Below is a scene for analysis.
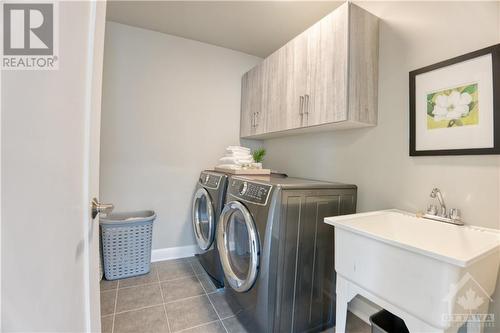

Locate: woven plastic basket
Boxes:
[100,211,156,280]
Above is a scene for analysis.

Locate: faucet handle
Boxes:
[427,204,437,215]
[449,208,461,220]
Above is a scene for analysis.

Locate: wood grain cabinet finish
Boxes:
[240,65,264,137]
[240,3,379,139]
[262,47,290,133]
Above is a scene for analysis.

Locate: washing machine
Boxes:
[216,175,357,332]
[192,170,228,288]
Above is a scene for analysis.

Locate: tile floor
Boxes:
[100,257,370,333]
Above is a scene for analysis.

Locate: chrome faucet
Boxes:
[424,188,464,226]
[430,188,447,217]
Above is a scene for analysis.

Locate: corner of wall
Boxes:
[497,1,500,42]
[498,2,500,42]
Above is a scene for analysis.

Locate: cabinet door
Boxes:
[284,33,309,130]
[286,21,322,129]
[263,47,290,134]
[301,21,321,127]
[308,5,349,126]
[240,65,263,137]
[240,72,253,137]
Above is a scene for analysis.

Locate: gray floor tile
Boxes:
[161,276,205,302]
[222,316,249,333]
[157,261,195,281]
[198,273,217,293]
[101,315,113,333]
[114,305,169,333]
[190,259,205,275]
[119,266,159,288]
[100,279,118,291]
[100,290,117,316]
[116,283,163,313]
[185,256,197,263]
[181,320,226,333]
[165,295,219,332]
[208,290,242,319]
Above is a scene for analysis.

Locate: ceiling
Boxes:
[106,1,343,58]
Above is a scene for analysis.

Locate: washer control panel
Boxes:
[199,172,221,189]
[230,179,272,205]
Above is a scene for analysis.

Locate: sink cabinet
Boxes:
[325,210,500,333]
[240,3,379,139]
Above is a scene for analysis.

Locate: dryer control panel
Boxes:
[199,172,221,189]
[229,179,272,205]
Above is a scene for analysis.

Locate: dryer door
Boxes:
[192,188,215,251]
[217,201,259,292]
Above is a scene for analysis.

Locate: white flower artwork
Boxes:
[432,90,472,121]
[411,47,497,155]
[426,83,478,129]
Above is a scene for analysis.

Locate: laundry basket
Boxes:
[100,210,156,280]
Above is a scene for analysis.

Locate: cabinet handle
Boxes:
[299,96,304,116]
[255,112,259,127]
[304,94,310,114]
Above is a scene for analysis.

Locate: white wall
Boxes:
[100,22,260,250]
[260,1,500,329]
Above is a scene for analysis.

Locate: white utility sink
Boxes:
[325,210,500,333]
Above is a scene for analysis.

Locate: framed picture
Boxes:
[409,44,500,156]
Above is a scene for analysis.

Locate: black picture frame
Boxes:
[409,44,500,156]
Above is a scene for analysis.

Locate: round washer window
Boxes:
[192,188,215,250]
[226,209,251,280]
[217,201,259,292]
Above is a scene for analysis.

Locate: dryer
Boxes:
[192,170,228,288]
[216,175,357,332]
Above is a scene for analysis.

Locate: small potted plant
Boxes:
[251,148,266,169]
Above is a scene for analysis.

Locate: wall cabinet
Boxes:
[240,3,379,139]
[240,66,264,137]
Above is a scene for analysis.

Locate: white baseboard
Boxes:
[151,245,201,262]
[348,295,382,324]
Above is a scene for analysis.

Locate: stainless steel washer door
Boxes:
[217,201,259,292]
[192,188,215,251]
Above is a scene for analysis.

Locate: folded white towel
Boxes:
[226,147,250,155]
[219,156,253,165]
[227,145,250,152]
[219,156,237,163]
[216,164,241,170]
[225,151,252,158]
[215,146,253,169]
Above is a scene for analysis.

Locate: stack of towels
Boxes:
[217,146,254,169]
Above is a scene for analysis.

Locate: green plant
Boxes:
[252,148,266,163]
